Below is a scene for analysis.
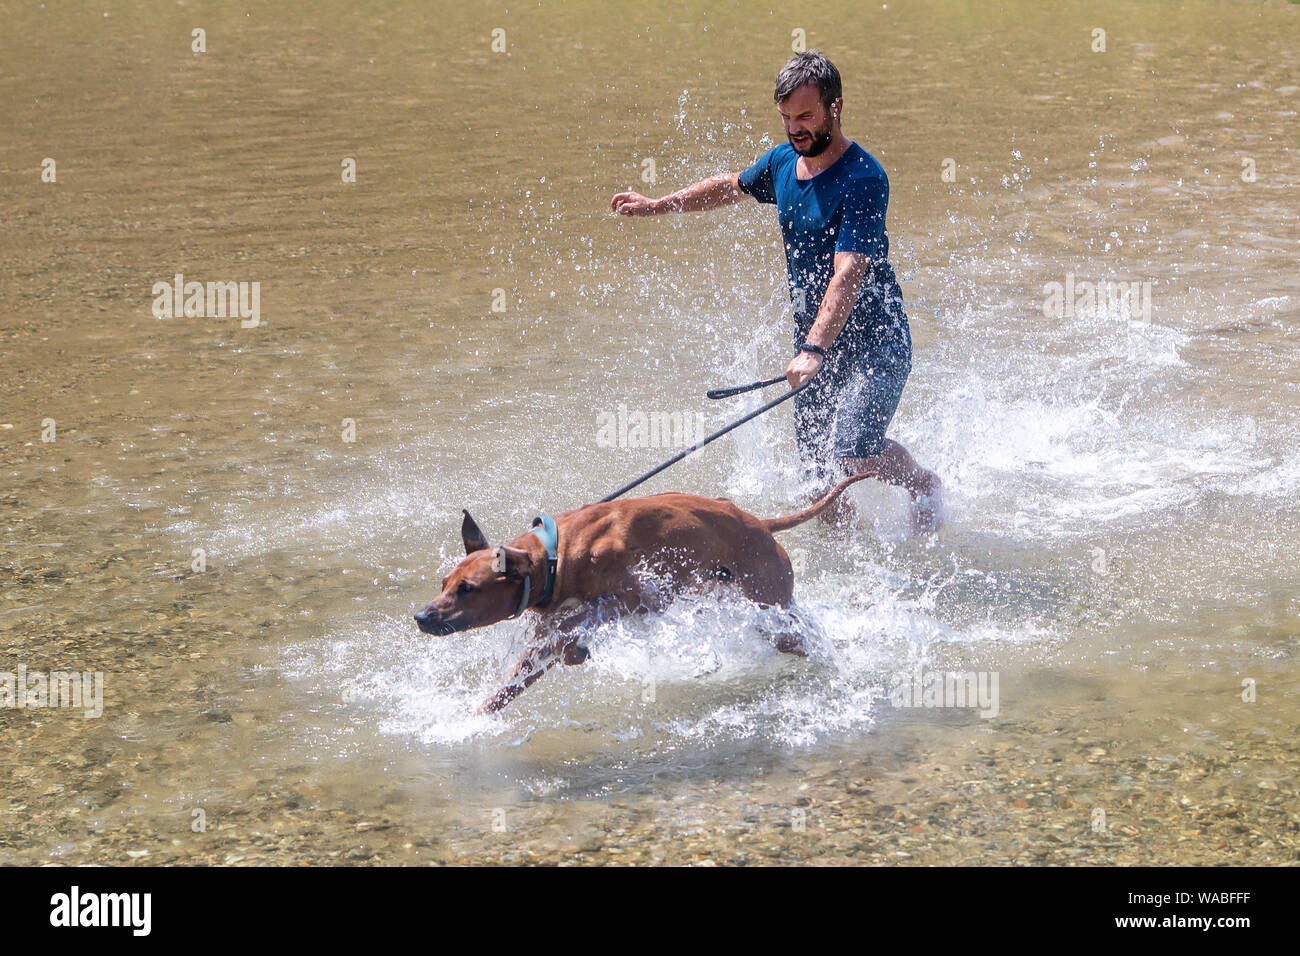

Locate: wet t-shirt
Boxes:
[738,141,909,365]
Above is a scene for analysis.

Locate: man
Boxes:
[610,50,942,533]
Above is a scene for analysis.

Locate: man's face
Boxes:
[778,83,840,157]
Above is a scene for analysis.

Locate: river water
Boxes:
[1,0,1297,864]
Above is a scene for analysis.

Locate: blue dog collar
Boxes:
[529,514,559,607]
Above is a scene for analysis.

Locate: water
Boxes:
[1,0,1297,864]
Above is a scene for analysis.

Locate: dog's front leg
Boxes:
[477,643,558,713]
[476,598,615,714]
[551,595,623,664]
[477,633,584,714]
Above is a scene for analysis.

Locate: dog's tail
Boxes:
[762,472,875,533]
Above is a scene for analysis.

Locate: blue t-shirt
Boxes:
[738,141,909,364]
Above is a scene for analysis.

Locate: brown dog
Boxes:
[415,472,874,713]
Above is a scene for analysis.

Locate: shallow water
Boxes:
[1,0,1297,865]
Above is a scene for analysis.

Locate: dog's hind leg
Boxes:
[756,602,818,658]
[767,628,807,656]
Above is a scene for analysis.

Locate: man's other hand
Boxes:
[786,350,824,389]
[610,191,661,215]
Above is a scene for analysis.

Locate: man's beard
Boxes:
[789,120,834,156]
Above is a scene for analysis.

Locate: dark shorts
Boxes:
[793,347,910,484]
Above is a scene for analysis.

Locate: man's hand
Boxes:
[786,349,824,389]
[610,191,662,216]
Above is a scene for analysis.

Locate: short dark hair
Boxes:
[773,50,842,110]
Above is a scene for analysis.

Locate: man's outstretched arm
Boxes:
[610,172,748,215]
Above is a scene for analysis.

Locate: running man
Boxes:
[610,50,942,533]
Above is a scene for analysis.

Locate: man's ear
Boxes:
[492,545,533,579]
[461,509,490,554]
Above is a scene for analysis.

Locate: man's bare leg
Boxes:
[815,439,943,533]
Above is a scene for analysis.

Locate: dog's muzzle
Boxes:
[414,610,458,636]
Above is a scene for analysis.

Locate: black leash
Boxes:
[599,374,811,503]
[705,374,786,400]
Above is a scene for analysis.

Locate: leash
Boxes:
[705,374,786,400]
[599,374,813,503]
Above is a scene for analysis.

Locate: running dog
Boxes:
[414,473,873,713]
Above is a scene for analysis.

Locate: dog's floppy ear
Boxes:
[461,509,490,554]
[492,545,532,578]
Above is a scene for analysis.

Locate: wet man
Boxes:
[610,50,942,533]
